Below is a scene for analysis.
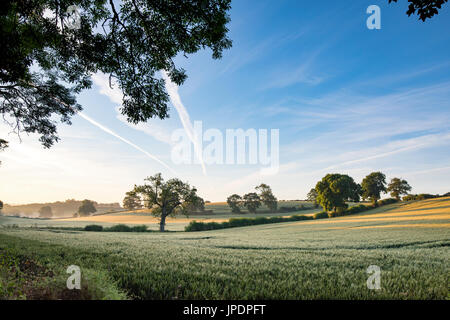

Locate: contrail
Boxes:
[78,112,177,176]
[21,80,177,175]
[162,71,207,175]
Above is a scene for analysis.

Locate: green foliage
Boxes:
[361,172,387,206]
[83,224,148,232]
[227,194,243,213]
[345,204,370,215]
[313,211,328,219]
[185,214,313,231]
[105,224,148,233]
[38,206,53,218]
[0,0,232,148]
[78,199,97,216]
[328,206,347,218]
[388,0,448,21]
[133,173,202,232]
[0,245,126,300]
[255,184,278,212]
[307,188,319,208]
[122,191,142,211]
[403,194,439,201]
[278,206,298,213]
[315,173,360,212]
[387,178,412,200]
[242,192,261,213]
[84,225,103,232]
[378,198,398,206]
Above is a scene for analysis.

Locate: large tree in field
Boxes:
[388,0,448,21]
[243,192,261,214]
[39,205,53,218]
[78,199,97,216]
[255,183,277,212]
[361,172,387,206]
[0,200,3,215]
[133,173,203,232]
[122,190,142,211]
[315,174,361,213]
[0,0,232,148]
[227,194,243,213]
[387,178,412,200]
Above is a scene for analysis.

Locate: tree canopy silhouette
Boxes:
[0,0,232,147]
[388,0,448,21]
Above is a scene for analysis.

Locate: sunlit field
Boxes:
[1,197,448,299]
[0,201,321,231]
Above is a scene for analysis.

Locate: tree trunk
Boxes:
[160,215,167,232]
[160,208,167,232]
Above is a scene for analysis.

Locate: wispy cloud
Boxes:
[115,109,174,146]
[77,112,177,175]
[322,132,450,171]
[261,48,326,89]
[162,71,207,175]
[220,30,306,75]
[91,72,174,146]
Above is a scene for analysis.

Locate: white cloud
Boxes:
[77,111,177,175]
[92,72,175,146]
[162,71,207,175]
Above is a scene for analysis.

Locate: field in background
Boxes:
[0,201,321,231]
[1,197,449,299]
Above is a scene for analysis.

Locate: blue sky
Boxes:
[1,0,450,204]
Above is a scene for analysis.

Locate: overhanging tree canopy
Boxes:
[388,0,448,21]
[0,0,232,147]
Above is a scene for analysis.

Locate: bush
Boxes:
[185,214,313,232]
[84,225,103,232]
[328,207,347,218]
[106,224,132,232]
[130,225,148,232]
[104,224,148,232]
[290,215,311,221]
[346,204,370,215]
[417,194,438,200]
[278,206,297,213]
[403,194,438,201]
[313,211,328,219]
[378,198,398,206]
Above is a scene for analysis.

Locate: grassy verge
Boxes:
[0,246,127,300]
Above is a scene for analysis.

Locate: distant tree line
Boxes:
[2,199,121,217]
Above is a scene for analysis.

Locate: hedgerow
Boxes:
[185,214,313,231]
